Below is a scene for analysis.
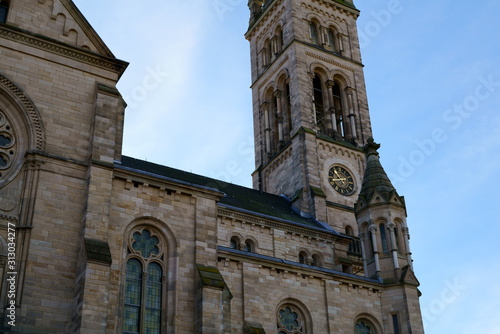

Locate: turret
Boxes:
[355,138,414,283]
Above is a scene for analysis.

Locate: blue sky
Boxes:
[73,1,500,332]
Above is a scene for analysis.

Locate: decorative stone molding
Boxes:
[0,26,127,75]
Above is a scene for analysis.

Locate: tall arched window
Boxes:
[379,224,389,254]
[230,236,240,249]
[311,253,322,267]
[123,228,165,334]
[309,21,319,45]
[277,305,306,334]
[0,1,9,24]
[263,38,272,67]
[298,251,308,264]
[312,74,326,133]
[285,82,292,138]
[326,28,336,51]
[274,26,284,55]
[331,81,345,138]
[243,239,255,252]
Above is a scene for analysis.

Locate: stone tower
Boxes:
[246,0,372,230]
[246,0,424,332]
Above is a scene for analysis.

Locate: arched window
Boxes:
[309,21,319,45]
[326,28,336,51]
[298,251,308,265]
[277,305,306,334]
[263,38,272,67]
[355,319,377,334]
[0,1,9,24]
[366,228,374,260]
[274,26,284,55]
[312,74,326,133]
[285,82,292,139]
[243,239,255,252]
[311,253,322,267]
[331,81,345,138]
[379,224,389,254]
[123,228,165,334]
[230,236,240,249]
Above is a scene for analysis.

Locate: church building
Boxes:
[0,0,424,333]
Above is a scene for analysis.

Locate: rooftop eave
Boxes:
[114,162,224,200]
[217,203,352,244]
[218,246,381,286]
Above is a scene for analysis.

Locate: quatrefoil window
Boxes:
[131,229,160,258]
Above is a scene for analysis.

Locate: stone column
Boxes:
[325,80,337,134]
[402,224,413,271]
[273,90,284,146]
[369,224,381,278]
[261,102,271,155]
[345,87,357,139]
[358,232,368,276]
[337,33,344,54]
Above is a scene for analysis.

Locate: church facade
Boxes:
[0,0,424,333]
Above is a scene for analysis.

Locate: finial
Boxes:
[363,137,381,156]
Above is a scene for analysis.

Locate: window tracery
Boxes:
[277,305,305,334]
[123,227,165,334]
[355,319,376,334]
[0,109,18,183]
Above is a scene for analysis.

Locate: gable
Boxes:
[8,0,114,57]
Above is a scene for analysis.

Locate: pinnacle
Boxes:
[358,138,398,203]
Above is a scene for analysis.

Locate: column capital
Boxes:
[344,86,356,95]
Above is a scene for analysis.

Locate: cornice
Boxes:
[305,49,360,72]
[218,246,381,289]
[218,206,349,244]
[0,25,128,77]
[306,0,359,18]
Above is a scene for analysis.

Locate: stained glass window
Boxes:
[277,305,305,334]
[380,224,389,254]
[0,1,8,24]
[355,320,375,334]
[132,230,159,258]
[123,228,164,334]
[145,263,162,334]
[123,259,142,334]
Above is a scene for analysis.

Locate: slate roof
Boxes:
[118,156,330,231]
[358,138,400,203]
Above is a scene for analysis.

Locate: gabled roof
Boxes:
[118,156,329,230]
[63,0,116,57]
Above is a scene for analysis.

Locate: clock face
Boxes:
[328,165,355,195]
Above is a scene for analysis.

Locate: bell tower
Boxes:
[246,0,372,230]
[246,1,425,332]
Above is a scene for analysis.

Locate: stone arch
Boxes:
[353,312,383,334]
[0,73,44,151]
[0,72,45,187]
[229,232,244,249]
[120,216,179,333]
[331,70,353,87]
[243,235,259,252]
